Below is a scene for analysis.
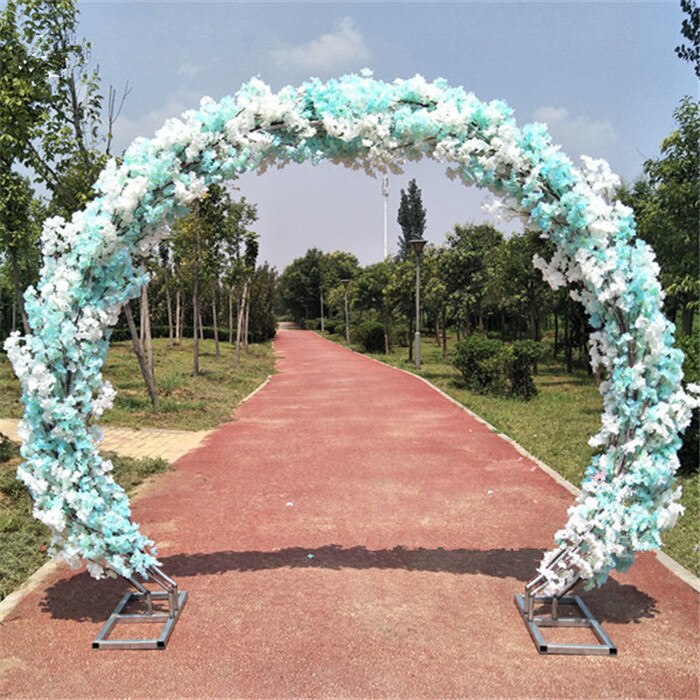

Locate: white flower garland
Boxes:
[5,74,697,592]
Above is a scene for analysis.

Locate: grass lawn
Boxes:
[0,337,276,431]
[0,437,170,601]
[324,330,699,577]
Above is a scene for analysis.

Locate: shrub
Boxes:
[453,335,542,399]
[453,335,507,394]
[507,340,544,399]
[304,319,319,331]
[356,320,386,353]
[323,319,338,334]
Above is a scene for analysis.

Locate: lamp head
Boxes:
[408,237,427,256]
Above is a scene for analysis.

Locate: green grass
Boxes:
[0,337,276,431]
[0,441,170,601]
[325,330,699,577]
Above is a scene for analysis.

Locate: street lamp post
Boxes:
[408,238,427,369]
[340,278,351,344]
[381,176,390,259]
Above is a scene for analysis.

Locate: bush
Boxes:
[453,335,541,399]
[323,319,338,335]
[677,334,699,474]
[108,323,275,344]
[392,321,409,347]
[304,319,319,331]
[453,335,507,394]
[356,320,386,353]
[507,340,544,399]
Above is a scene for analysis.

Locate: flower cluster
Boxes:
[5,73,696,591]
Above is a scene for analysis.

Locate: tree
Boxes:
[621,98,699,335]
[384,258,417,361]
[0,0,128,333]
[235,230,259,364]
[278,248,359,325]
[442,223,503,335]
[396,178,426,260]
[491,229,553,344]
[246,263,278,343]
[676,0,700,78]
[353,261,393,352]
[0,173,38,333]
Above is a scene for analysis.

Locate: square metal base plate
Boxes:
[93,590,188,650]
[514,593,616,656]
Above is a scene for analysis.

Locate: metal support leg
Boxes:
[92,567,188,650]
[515,569,616,656]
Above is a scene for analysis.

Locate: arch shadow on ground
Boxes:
[39,545,658,625]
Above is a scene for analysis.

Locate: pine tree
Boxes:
[396,179,426,260]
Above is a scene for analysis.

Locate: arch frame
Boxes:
[5,73,696,596]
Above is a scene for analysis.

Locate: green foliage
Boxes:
[453,335,542,399]
[323,319,338,334]
[355,320,386,353]
[454,335,508,394]
[442,223,503,333]
[675,0,700,78]
[506,340,544,399]
[396,178,426,260]
[247,263,278,342]
[621,98,700,333]
[278,248,359,324]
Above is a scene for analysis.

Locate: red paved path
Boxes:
[1,330,698,698]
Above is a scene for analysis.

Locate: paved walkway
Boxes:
[0,330,698,698]
[0,419,211,464]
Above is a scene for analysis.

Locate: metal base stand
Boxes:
[93,567,187,650]
[515,579,616,655]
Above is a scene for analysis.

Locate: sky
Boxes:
[76,1,697,271]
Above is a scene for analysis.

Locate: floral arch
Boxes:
[5,74,696,599]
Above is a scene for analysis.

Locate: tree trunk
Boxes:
[124,302,158,408]
[235,281,249,366]
[141,286,154,379]
[564,311,573,374]
[529,300,540,341]
[228,290,234,344]
[140,289,146,343]
[175,289,181,344]
[192,224,201,376]
[682,304,694,336]
[384,328,389,355]
[164,269,174,344]
[441,306,448,358]
[10,249,29,334]
[243,284,251,349]
[212,292,220,358]
[553,313,559,357]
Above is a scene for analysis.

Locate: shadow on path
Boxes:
[40,545,658,625]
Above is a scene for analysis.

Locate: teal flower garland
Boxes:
[6,74,697,592]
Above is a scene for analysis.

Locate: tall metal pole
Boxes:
[382,176,390,259]
[415,255,421,369]
[407,238,427,370]
[341,279,350,344]
[320,290,325,333]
